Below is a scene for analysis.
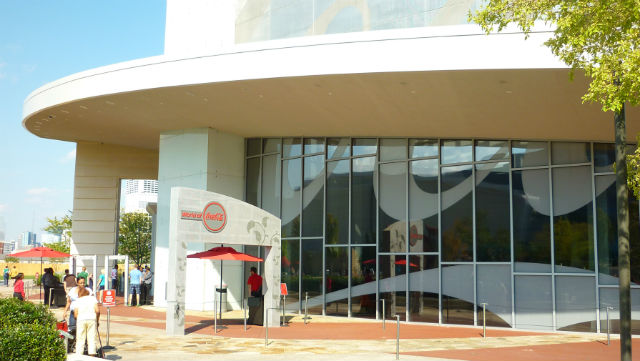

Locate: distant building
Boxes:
[19,231,38,248]
[123,179,158,214]
[1,241,17,255]
[40,233,61,245]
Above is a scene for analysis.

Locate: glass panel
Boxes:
[352,138,377,156]
[261,154,281,217]
[379,162,407,253]
[380,138,407,161]
[442,264,474,325]
[304,138,324,154]
[594,143,614,173]
[243,245,262,298]
[512,141,548,168]
[553,166,594,273]
[475,140,509,162]
[302,155,324,237]
[245,157,260,206]
[379,255,407,321]
[409,159,438,252]
[408,255,438,323]
[596,175,640,285]
[302,239,323,314]
[477,265,512,327]
[327,138,350,159]
[409,139,438,159]
[476,162,510,262]
[441,140,472,164]
[326,160,349,245]
[247,138,261,156]
[282,239,300,312]
[514,275,553,330]
[263,138,281,154]
[555,276,596,332]
[441,165,473,262]
[282,158,301,238]
[352,157,376,244]
[599,288,640,334]
[552,142,591,165]
[351,246,376,318]
[325,246,348,316]
[283,137,302,158]
[512,169,551,272]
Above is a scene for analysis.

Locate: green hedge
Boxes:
[0,298,65,361]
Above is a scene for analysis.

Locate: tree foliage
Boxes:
[42,212,72,254]
[118,212,152,266]
[470,0,640,113]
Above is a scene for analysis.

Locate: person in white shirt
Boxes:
[74,287,100,356]
[63,277,93,331]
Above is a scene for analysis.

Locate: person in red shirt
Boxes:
[247,267,262,297]
[13,273,25,300]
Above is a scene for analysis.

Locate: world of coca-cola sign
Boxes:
[180,201,227,233]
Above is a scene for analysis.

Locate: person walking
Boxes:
[42,268,57,307]
[110,265,118,294]
[13,273,25,300]
[9,266,17,286]
[63,269,77,293]
[129,265,142,306]
[97,269,106,303]
[63,277,93,335]
[74,287,100,357]
[3,265,9,286]
[77,266,88,283]
[141,266,153,305]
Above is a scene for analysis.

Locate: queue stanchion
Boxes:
[102,289,116,350]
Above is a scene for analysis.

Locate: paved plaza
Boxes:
[2,283,638,361]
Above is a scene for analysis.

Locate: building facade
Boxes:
[21,0,640,332]
[123,179,159,214]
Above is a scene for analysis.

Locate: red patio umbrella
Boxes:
[187,246,263,323]
[10,246,71,302]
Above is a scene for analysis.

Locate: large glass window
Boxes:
[261,154,280,217]
[304,138,324,154]
[512,141,548,168]
[379,162,407,253]
[594,143,614,173]
[555,276,596,332]
[246,138,261,157]
[410,139,438,159]
[553,166,594,273]
[380,138,407,162]
[353,138,377,156]
[326,160,349,244]
[325,246,348,316]
[327,138,350,159]
[409,159,438,252]
[282,239,300,312]
[552,142,591,165]
[283,137,302,158]
[281,158,301,238]
[515,275,553,330]
[475,140,509,162]
[442,264,474,325]
[408,255,438,322]
[301,239,323,314]
[379,255,407,321]
[475,162,510,262]
[351,246,376,318]
[245,157,260,207]
[441,165,473,262]
[512,169,551,272]
[441,140,472,164]
[352,157,376,244]
[302,155,324,237]
[477,265,511,327]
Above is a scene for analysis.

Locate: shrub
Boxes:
[0,297,55,328]
[0,323,66,361]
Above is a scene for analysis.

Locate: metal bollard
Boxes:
[243,298,247,332]
[304,292,309,325]
[213,290,218,334]
[265,314,269,347]
[281,296,285,326]
[396,315,400,360]
[382,299,386,330]
[480,302,487,338]
[607,306,613,345]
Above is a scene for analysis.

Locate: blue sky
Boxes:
[0,1,166,242]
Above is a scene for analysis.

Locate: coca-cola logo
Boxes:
[181,201,227,233]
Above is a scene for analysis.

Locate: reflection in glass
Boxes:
[477,265,511,327]
[282,158,301,238]
[409,139,438,159]
[247,138,261,156]
[594,143,614,173]
[408,255,438,323]
[283,138,302,158]
[379,162,407,252]
[326,160,349,244]
[302,155,324,237]
[441,165,473,262]
[475,140,509,162]
[245,157,260,206]
[515,275,553,330]
[552,142,591,165]
[380,138,407,161]
[512,141,548,168]
[599,288,640,334]
[409,159,438,252]
[553,166,594,272]
[441,140,472,164]
[596,175,640,285]
[327,138,350,159]
[512,169,551,272]
[304,138,324,154]
[442,264,474,325]
[282,239,300,312]
[379,255,407,321]
[351,246,376,317]
[555,276,596,332]
[302,239,323,314]
[476,162,510,261]
[261,154,280,217]
[263,138,281,154]
[352,157,376,244]
[352,138,377,156]
[326,246,348,316]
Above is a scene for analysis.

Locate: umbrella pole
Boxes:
[39,257,42,303]
[219,259,223,320]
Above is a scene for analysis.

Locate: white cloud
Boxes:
[27,187,51,196]
[59,149,76,163]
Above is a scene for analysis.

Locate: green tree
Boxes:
[42,212,72,254]
[118,212,152,266]
[471,2,639,359]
